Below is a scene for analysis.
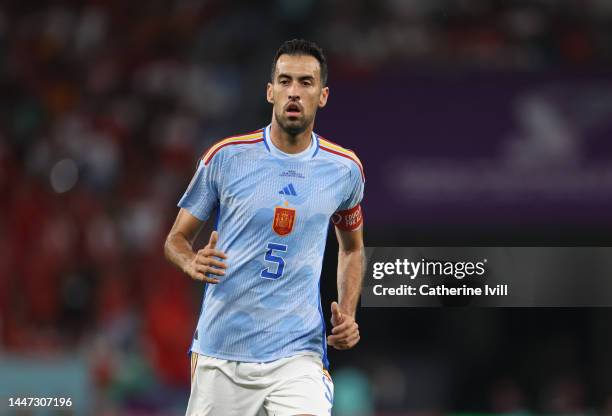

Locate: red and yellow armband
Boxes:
[331,204,363,231]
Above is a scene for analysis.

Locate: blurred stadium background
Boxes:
[2,0,612,414]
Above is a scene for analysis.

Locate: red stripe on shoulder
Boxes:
[318,135,360,156]
[320,145,365,181]
[200,129,263,163]
[317,135,344,148]
[199,129,264,160]
[203,138,263,165]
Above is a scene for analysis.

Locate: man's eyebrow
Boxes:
[277,73,316,80]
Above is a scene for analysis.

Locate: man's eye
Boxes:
[302,81,312,86]
[280,79,289,85]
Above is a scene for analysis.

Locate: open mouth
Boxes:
[285,103,302,116]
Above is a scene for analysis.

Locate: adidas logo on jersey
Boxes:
[279,183,297,196]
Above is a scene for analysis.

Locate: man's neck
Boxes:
[269,119,313,154]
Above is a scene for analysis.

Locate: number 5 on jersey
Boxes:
[260,243,288,280]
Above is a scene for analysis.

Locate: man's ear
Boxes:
[319,86,329,108]
[266,82,274,104]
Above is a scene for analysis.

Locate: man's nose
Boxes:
[288,84,300,100]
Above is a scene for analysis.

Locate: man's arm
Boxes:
[164,208,227,283]
[327,226,364,350]
[336,226,364,316]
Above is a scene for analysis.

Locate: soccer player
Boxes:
[164,39,365,416]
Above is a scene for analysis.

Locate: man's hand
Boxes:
[185,231,228,284]
[327,301,360,350]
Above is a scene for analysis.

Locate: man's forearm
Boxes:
[164,232,196,275]
[337,247,365,317]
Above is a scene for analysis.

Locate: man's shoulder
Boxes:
[200,129,265,166]
[316,135,364,181]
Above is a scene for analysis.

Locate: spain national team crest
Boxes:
[273,206,296,236]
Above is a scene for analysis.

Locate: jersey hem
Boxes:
[189,346,323,364]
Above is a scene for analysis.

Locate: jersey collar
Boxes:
[263,124,319,161]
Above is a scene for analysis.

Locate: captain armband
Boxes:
[332,204,363,231]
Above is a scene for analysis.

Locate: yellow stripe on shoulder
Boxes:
[319,139,363,168]
[202,131,263,162]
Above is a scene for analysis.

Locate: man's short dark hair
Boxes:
[271,39,328,86]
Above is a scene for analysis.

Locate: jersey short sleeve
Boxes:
[336,162,364,212]
[178,157,220,221]
[332,161,365,232]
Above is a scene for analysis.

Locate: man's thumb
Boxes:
[331,301,342,320]
[208,231,218,249]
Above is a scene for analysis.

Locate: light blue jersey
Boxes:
[178,125,364,367]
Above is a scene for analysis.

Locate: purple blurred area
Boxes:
[319,70,612,228]
[2,0,612,414]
